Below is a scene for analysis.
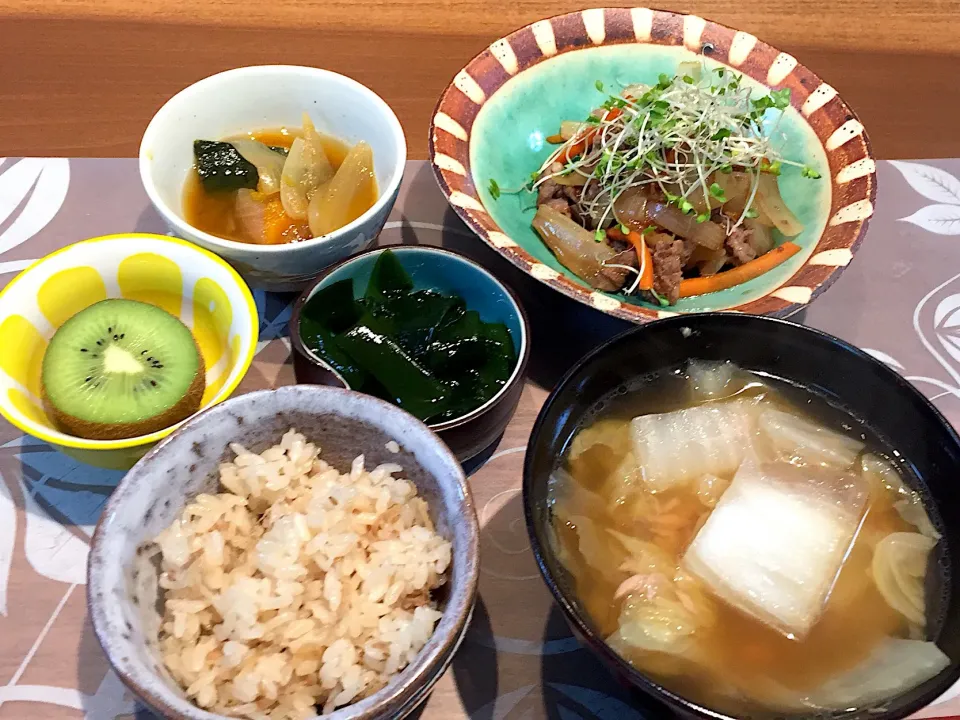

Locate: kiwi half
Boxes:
[41,299,206,440]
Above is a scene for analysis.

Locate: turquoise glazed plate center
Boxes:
[470,45,829,313]
[430,8,876,323]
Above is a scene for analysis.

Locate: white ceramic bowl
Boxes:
[140,65,407,291]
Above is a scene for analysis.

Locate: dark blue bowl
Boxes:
[290,245,530,462]
[523,313,960,720]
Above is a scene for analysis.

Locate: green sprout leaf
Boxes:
[802,165,822,179]
[709,182,727,202]
[745,207,760,219]
[488,179,501,200]
[762,159,782,176]
[696,212,711,223]
[594,228,606,243]
[595,80,605,92]
[650,289,671,307]
[642,226,656,236]
[770,88,791,110]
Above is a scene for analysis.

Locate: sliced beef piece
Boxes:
[652,238,684,305]
[562,185,582,203]
[597,248,638,292]
[581,182,601,205]
[681,238,699,267]
[726,226,758,266]
[606,235,629,253]
[543,197,572,218]
[537,178,563,205]
[559,184,583,223]
[575,183,603,229]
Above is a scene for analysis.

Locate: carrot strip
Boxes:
[563,108,622,161]
[638,241,654,291]
[607,226,654,291]
[678,241,802,298]
[564,137,591,162]
[546,133,566,144]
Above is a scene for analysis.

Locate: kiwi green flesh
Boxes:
[41,299,206,440]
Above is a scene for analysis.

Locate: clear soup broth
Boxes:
[548,364,948,717]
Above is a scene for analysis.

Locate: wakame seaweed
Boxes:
[193,140,260,193]
[298,250,517,423]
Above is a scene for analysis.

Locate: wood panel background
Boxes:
[0,0,957,160]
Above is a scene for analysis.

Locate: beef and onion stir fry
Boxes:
[490,62,821,305]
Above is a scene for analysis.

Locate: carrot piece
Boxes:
[563,108,622,161]
[262,196,311,245]
[607,226,654,291]
[564,137,591,162]
[546,133,566,144]
[638,240,654,291]
[678,241,802,298]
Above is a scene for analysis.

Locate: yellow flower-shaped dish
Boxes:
[0,233,258,469]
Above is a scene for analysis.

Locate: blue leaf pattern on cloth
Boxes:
[548,684,648,720]
[255,290,295,342]
[557,705,587,720]
[4,436,124,489]
[28,480,108,537]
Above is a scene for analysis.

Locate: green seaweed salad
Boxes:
[299,250,518,423]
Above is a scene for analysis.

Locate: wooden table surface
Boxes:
[0,0,958,160]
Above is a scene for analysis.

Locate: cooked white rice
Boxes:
[152,429,452,719]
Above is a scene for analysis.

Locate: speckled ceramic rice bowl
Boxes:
[87,386,479,720]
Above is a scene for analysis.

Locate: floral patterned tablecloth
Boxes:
[1,157,960,720]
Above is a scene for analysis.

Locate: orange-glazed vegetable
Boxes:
[262,196,311,245]
[679,241,801,298]
[562,108,622,161]
[607,226,654,291]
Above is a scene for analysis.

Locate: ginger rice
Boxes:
[151,429,452,719]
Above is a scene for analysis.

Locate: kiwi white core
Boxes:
[103,345,145,375]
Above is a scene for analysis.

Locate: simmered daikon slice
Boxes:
[308,141,377,237]
[280,114,336,220]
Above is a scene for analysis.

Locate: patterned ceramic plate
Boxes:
[429,8,876,322]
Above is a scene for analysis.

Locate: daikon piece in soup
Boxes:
[547,362,949,716]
